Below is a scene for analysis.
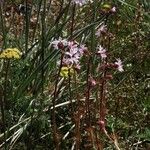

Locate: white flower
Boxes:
[72,0,87,6]
[111,7,116,13]
[115,58,124,72]
[97,45,107,59]
[51,38,68,49]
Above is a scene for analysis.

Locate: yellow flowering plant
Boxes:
[60,66,76,78]
[0,48,22,59]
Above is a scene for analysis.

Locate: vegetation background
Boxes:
[0,0,149,149]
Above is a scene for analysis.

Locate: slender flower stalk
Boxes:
[70,3,76,39]
[85,56,92,126]
[51,53,64,150]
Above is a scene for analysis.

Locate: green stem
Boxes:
[1,60,10,150]
[31,0,43,43]
[25,0,30,53]
[0,89,7,150]
[68,70,74,114]
[85,56,91,127]
[70,4,76,39]
[41,0,46,95]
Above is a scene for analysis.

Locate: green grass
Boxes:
[0,0,149,149]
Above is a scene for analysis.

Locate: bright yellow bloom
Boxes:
[101,4,112,13]
[0,48,22,59]
[60,67,75,78]
[102,4,111,9]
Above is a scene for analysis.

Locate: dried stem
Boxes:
[85,56,91,127]
[51,53,64,150]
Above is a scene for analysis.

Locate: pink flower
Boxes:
[78,44,86,55]
[110,7,116,13]
[51,38,68,49]
[65,48,84,66]
[96,23,107,37]
[89,77,96,86]
[68,41,78,49]
[75,63,81,70]
[97,45,107,59]
[115,58,124,72]
[98,120,106,132]
[54,39,86,68]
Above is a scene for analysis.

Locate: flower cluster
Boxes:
[51,38,87,77]
[0,48,22,59]
[95,20,123,73]
[60,67,75,78]
[52,38,86,67]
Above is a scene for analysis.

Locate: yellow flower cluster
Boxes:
[0,48,22,59]
[60,67,75,78]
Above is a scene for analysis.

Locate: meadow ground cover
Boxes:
[0,0,150,149]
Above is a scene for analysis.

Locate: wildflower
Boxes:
[60,66,75,78]
[96,23,107,37]
[52,38,86,73]
[110,6,116,13]
[51,38,68,50]
[0,48,22,59]
[65,44,85,65]
[89,77,96,86]
[64,41,86,66]
[98,120,106,132]
[72,0,87,6]
[101,3,112,13]
[68,41,78,50]
[115,58,124,72]
[74,63,81,71]
[97,45,107,59]
[78,44,87,55]
[68,42,86,56]
[101,4,117,14]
